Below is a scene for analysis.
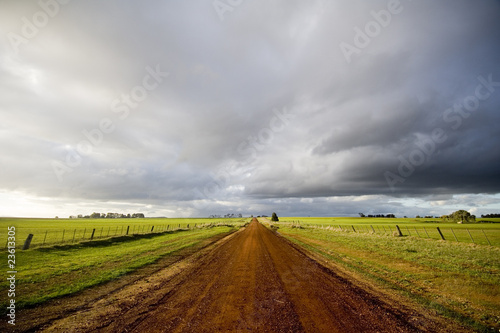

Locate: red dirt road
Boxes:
[34,219,443,332]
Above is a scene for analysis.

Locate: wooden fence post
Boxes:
[395,225,403,237]
[450,228,458,242]
[43,230,48,245]
[151,226,154,232]
[22,234,34,250]
[466,229,474,243]
[423,227,429,238]
[436,227,445,240]
[482,230,491,246]
[371,225,375,233]
[351,225,356,232]
[126,226,130,235]
[90,228,96,240]
[405,226,411,236]
[414,227,420,237]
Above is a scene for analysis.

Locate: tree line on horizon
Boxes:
[64,212,146,219]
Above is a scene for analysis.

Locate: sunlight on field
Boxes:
[0,217,248,249]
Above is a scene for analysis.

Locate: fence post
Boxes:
[22,234,34,250]
[151,226,154,233]
[371,225,375,233]
[126,226,130,235]
[90,228,96,240]
[466,229,474,243]
[436,227,445,240]
[423,227,430,238]
[414,227,420,237]
[405,226,411,236]
[351,225,356,232]
[62,229,65,243]
[43,230,48,246]
[450,228,458,242]
[395,225,403,237]
[482,230,491,246]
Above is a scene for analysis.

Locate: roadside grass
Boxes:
[0,217,246,248]
[0,226,236,312]
[277,226,500,332]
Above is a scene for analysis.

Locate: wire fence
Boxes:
[5,221,244,250]
[279,221,500,247]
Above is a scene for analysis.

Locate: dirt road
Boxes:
[39,219,431,332]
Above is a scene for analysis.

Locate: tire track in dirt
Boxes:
[49,218,428,332]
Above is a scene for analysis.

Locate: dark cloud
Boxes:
[1,0,499,217]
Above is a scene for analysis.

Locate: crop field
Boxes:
[1,217,247,249]
[265,219,500,331]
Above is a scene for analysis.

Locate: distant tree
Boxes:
[416,215,421,218]
[90,212,101,218]
[132,213,145,218]
[271,212,279,222]
[482,213,500,218]
[442,210,475,223]
[358,213,365,217]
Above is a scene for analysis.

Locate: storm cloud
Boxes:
[1,0,499,217]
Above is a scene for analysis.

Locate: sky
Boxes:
[1,0,500,218]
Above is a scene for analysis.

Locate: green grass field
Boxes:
[1,217,247,249]
[265,219,500,331]
[0,224,241,312]
[279,217,500,246]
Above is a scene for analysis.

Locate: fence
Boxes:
[5,221,240,250]
[283,221,499,247]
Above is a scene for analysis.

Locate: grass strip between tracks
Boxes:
[0,226,236,313]
[276,226,500,332]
